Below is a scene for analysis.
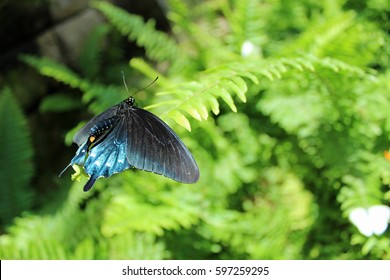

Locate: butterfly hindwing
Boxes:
[82,117,132,180]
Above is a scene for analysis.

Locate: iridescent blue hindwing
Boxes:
[77,117,132,191]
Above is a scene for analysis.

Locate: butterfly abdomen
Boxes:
[90,116,120,138]
[87,115,122,150]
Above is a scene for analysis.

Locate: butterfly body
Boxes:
[60,96,199,191]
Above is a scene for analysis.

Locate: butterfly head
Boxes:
[121,77,158,109]
[125,96,135,107]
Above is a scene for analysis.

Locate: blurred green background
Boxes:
[1,0,390,259]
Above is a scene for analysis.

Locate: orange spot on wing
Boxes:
[89,136,96,143]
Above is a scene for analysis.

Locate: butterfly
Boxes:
[59,95,199,191]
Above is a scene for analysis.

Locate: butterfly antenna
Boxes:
[121,71,130,95]
[121,71,159,97]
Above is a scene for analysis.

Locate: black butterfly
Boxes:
[60,96,199,191]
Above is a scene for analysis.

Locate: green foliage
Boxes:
[0,183,167,259]
[20,55,90,91]
[39,93,82,113]
[0,89,34,228]
[21,54,126,114]
[2,0,390,260]
[79,24,111,79]
[92,1,180,62]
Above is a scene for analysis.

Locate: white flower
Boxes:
[349,205,390,237]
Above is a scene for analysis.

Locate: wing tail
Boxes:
[83,177,97,192]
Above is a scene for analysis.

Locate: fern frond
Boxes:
[166,0,191,24]
[224,0,267,48]
[147,55,372,131]
[0,89,34,227]
[289,11,356,55]
[39,93,82,113]
[203,170,313,259]
[106,232,167,259]
[20,55,90,91]
[92,1,180,62]
[283,11,384,67]
[0,215,71,259]
[338,151,390,217]
[338,175,382,215]
[22,55,130,115]
[101,180,201,237]
[79,24,111,79]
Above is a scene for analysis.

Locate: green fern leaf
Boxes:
[39,93,82,113]
[0,89,34,227]
[168,111,192,131]
[92,1,180,62]
[101,186,200,237]
[106,232,167,259]
[229,76,248,102]
[146,55,373,131]
[73,238,95,259]
[218,88,238,112]
[226,0,265,48]
[339,174,383,216]
[79,24,111,79]
[206,94,220,115]
[21,55,90,91]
